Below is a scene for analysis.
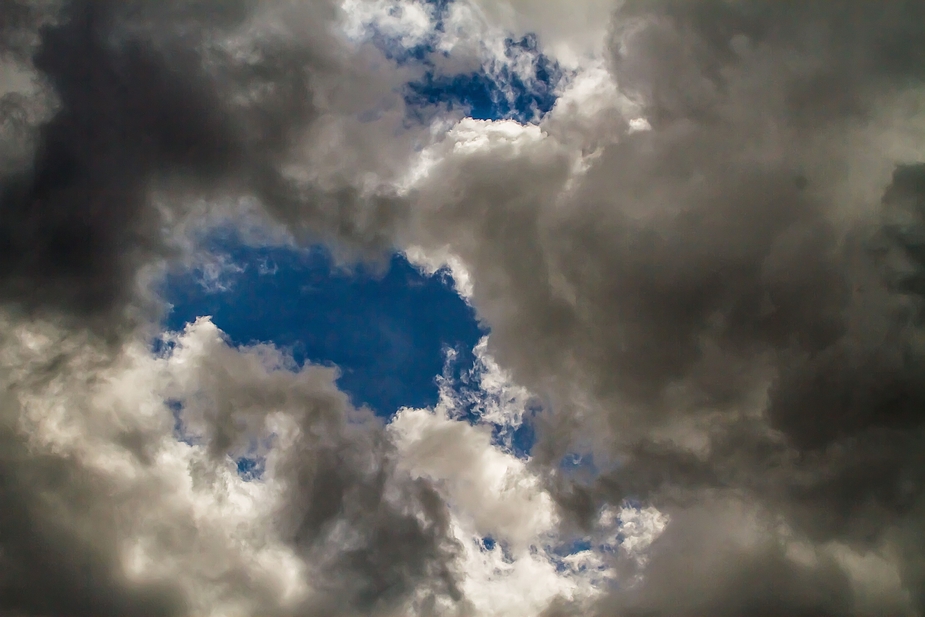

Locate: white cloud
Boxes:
[464,336,533,428]
[2,315,313,616]
[463,0,616,67]
[390,405,556,551]
[388,403,612,616]
[1,315,470,615]
[387,332,674,615]
[340,0,436,49]
[404,245,475,299]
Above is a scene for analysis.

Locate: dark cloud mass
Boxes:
[407,0,925,615]
[0,0,405,330]
[1,0,232,319]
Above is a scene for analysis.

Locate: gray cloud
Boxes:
[0,0,412,333]
[406,1,925,614]
[0,2,462,615]
[601,499,859,617]
[0,430,187,617]
[0,315,467,617]
[172,325,466,617]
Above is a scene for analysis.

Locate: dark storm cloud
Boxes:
[0,428,186,617]
[1,0,235,320]
[0,0,406,331]
[0,320,188,617]
[407,0,925,614]
[282,445,464,616]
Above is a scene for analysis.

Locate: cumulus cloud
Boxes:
[0,314,467,616]
[391,404,556,551]
[401,0,925,614]
[0,0,421,333]
[464,0,615,65]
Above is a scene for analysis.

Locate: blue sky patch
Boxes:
[161,233,484,418]
[235,456,266,482]
[488,406,538,459]
[355,0,562,125]
[404,34,561,123]
[166,399,198,446]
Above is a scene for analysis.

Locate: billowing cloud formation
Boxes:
[0,0,416,331]
[4,0,925,615]
[1,314,466,616]
[405,1,925,615]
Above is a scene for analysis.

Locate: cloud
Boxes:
[389,383,623,617]
[5,0,925,614]
[401,0,925,614]
[0,0,420,333]
[464,0,617,65]
[0,314,468,616]
[390,404,556,551]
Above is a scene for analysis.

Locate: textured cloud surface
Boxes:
[3,0,925,615]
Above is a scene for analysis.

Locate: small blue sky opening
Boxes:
[403,34,561,124]
[488,411,537,459]
[440,360,541,458]
[235,456,266,482]
[166,399,200,446]
[560,538,593,555]
[160,230,485,419]
[353,0,562,124]
[361,0,453,64]
[548,538,609,575]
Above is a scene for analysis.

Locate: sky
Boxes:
[2,1,925,616]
